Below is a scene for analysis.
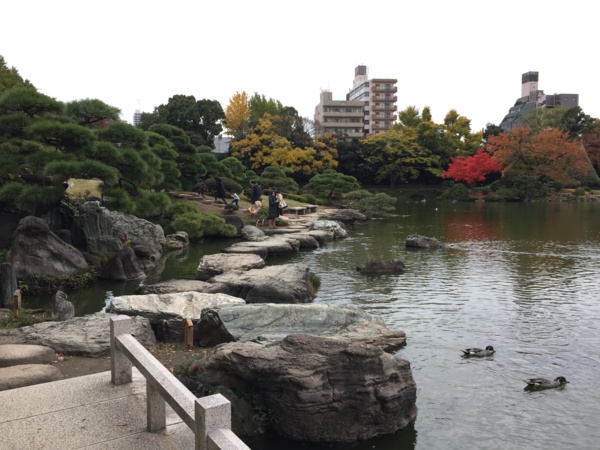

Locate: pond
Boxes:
[26,197,600,450]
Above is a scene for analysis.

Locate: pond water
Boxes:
[27,197,600,450]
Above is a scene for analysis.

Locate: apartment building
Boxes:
[314,90,365,138]
[347,65,398,135]
[314,65,398,138]
[500,71,579,131]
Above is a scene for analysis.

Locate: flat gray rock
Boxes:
[0,364,63,391]
[198,303,407,351]
[221,236,299,257]
[0,344,56,368]
[208,264,312,304]
[0,313,156,356]
[196,253,265,281]
[109,291,245,342]
[134,279,231,295]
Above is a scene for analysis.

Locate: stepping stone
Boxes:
[0,344,56,368]
[0,364,63,391]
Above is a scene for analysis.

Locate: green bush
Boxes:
[493,187,521,201]
[439,183,470,201]
[348,192,397,218]
[574,187,586,196]
[168,201,198,216]
[170,211,236,241]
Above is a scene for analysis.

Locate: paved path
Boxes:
[0,368,194,450]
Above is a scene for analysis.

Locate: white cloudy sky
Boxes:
[2,0,597,134]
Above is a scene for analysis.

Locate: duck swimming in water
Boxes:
[524,376,568,390]
[461,345,495,357]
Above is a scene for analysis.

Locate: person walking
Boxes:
[267,190,279,229]
[194,179,208,199]
[276,190,286,216]
[231,192,240,208]
[214,176,227,205]
[251,181,262,204]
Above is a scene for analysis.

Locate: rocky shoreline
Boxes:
[0,204,420,445]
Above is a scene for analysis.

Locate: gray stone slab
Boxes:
[0,343,56,367]
[0,364,63,391]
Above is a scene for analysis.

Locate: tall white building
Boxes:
[347,65,398,135]
[133,109,142,126]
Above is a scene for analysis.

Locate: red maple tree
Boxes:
[486,127,590,184]
[441,149,501,186]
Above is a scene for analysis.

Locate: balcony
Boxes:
[372,104,398,112]
[372,85,398,94]
[372,94,398,103]
[371,122,395,131]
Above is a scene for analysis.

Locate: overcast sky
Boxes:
[2,0,597,134]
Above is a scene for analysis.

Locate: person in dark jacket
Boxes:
[251,181,262,204]
[267,190,279,229]
[214,176,227,205]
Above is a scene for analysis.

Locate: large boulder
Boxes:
[196,253,265,281]
[6,216,89,280]
[240,225,265,242]
[405,234,444,249]
[164,231,189,250]
[276,233,320,249]
[221,236,299,257]
[51,290,75,321]
[208,264,312,304]
[324,209,367,225]
[108,291,245,342]
[134,279,231,296]
[72,203,166,270]
[309,220,348,239]
[197,303,407,350]
[97,247,145,281]
[194,335,418,444]
[71,202,122,257]
[357,259,406,274]
[0,313,155,355]
[103,208,166,266]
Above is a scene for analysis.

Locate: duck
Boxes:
[524,376,568,390]
[461,345,495,357]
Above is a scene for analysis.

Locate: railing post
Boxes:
[195,394,231,450]
[146,381,166,431]
[12,289,21,318]
[110,315,132,385]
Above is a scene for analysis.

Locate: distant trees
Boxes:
[0,56,34,95]
[359,128,441,187]
[486,126,592,185]
[137,95,224,146]
[230,114,337,182]
[224,91,250,141]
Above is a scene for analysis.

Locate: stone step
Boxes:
[0,364,63,391]
[0,344,57,368]
[0,344,62,391]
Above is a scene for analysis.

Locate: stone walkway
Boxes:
[0,368,195,450]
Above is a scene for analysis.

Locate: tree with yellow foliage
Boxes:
[230,114,337,181]
[224,91,250,140]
